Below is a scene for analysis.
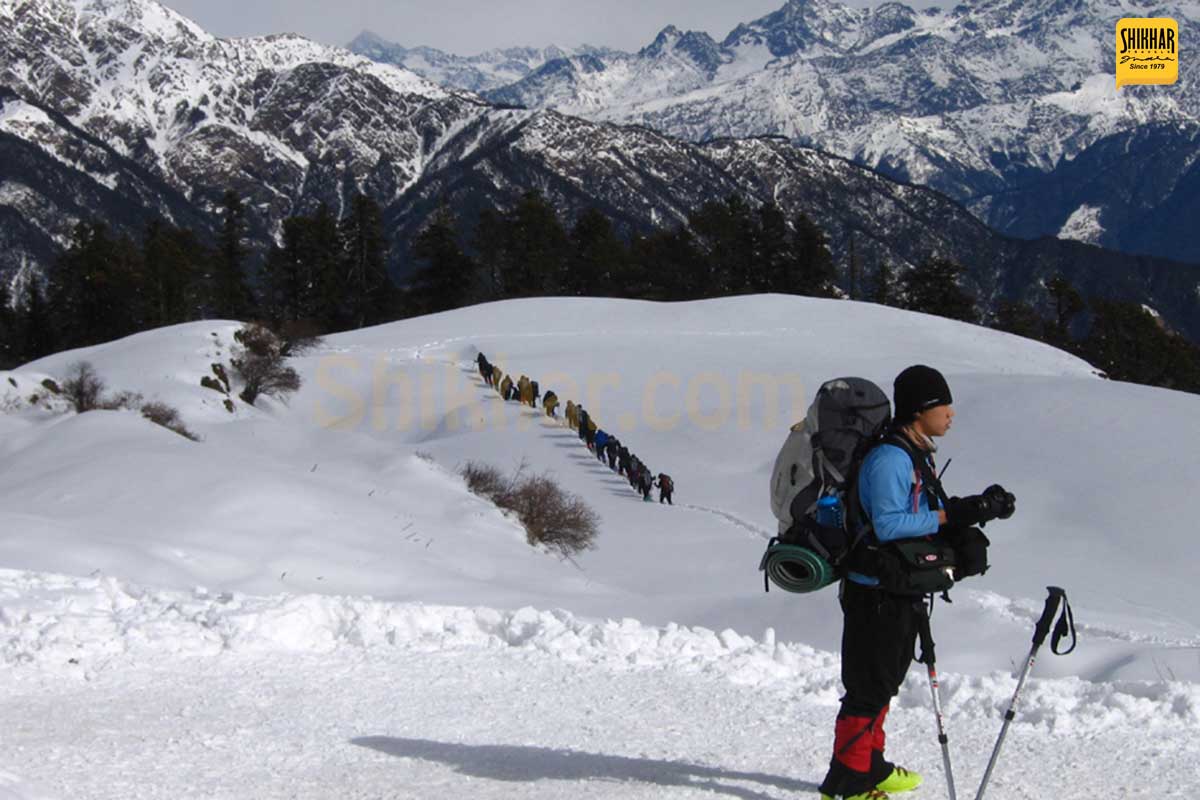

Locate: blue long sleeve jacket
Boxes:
[847,442,941,586]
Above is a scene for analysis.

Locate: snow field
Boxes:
[4,295,1200,797]
[0,569,1198,799]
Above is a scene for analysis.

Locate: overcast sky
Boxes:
[156,0,926,55]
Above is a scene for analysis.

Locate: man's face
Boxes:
[916,403,955,437]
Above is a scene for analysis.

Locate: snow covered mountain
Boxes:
[346,31,619,95]
[0,0,483,262]
[2,295,1199,796]
[419,0,1200,265]
[3,0,1200,338]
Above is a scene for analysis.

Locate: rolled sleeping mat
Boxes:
[760,542,837,593]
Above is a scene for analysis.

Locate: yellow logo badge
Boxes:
[1116,18,1179,89]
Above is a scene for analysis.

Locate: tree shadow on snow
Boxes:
[351,737,817,799]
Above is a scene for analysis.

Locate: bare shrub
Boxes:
[461,460,507,501]
[100,390,144,411]
[276,319,324,358]
[506,474,599,557]
[460,460,598,557]
[231,323,302,406]
[141,401,200,442]
[61,362,106,412]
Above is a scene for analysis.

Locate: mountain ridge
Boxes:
[353,0,1200,263]
[2,0,1198,339]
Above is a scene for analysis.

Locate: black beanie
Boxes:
[893,365,953,422]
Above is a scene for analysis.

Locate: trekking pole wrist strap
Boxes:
[1033,586,1077,655]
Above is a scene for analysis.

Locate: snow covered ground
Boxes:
[2,295,1199,798]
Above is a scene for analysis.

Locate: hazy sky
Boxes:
[156,0,927,55]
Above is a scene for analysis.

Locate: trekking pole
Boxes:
[974,586,1076,800]
[915,599,957,800]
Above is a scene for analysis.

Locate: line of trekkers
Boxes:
[475,352,674,505]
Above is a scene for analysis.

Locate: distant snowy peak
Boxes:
[346,30,611,95]
[440,0,1200,263]
[3,0,446,115]
[0,0,496,281]
[639,26,728,76]
[0,0,461,185]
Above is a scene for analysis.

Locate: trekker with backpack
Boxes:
[594,430,610,462]
[815,366,1015,800]
[638,464,654,501]
[577,408,590,444]
[655,473,674,504]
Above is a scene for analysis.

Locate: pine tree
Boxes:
[899,256,979,323]
[1082,300,1168,386]
[567,208,626,297]
[339,193,394,328]
[304,203,342,327]
[212,190,253,320]
[1045,274,1085,347]
[791,212,836,296]
[48,221,142,348]
[142,220,204,328]
[410,205,477,314]
[689,195,756,296]
[261,216,307,325]
[847,233,859,301]
[756,202,792,294]
[503,191,570,297]
[259,205,341,328]
[0,281,13,368]
[472,207,509,300]
[628,227,702,301]
[16,278,54,362]
[873,259,895,306]
[994,299,1045,340]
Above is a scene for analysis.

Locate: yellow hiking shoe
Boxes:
[877,767,923,793]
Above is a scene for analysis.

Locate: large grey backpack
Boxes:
[769,377,892,551]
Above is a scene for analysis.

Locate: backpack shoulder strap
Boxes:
[882,431,948,510]
[839,431,890,562]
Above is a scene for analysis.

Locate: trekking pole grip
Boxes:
[1032,586,1065,647]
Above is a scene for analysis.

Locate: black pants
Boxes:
[840,580,919,716]
[819,580,920,797]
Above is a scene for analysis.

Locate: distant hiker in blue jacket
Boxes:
[818,365,1014,800]
[594,430,609,462]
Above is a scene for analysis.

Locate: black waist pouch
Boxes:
[877,538,956,595]
[943,526,990,579]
